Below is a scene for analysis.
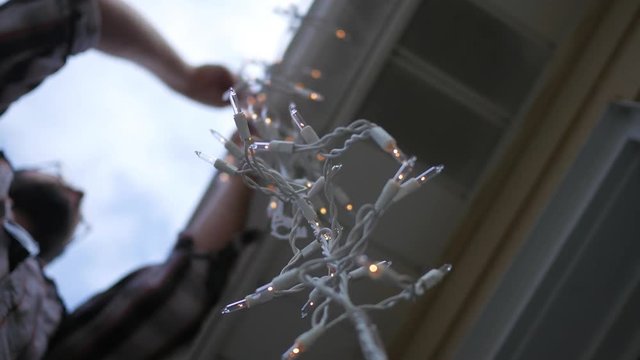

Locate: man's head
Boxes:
[9,170,84,263]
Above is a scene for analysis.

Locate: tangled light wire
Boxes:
[196,88,451,360]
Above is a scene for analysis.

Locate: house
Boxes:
[179,0,640,358]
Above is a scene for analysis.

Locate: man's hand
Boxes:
[97,0,234,108]
[180,65,235,107]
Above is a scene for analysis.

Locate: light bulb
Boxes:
[229,88,251,142]
[210,129,228,145]
[221,299,248,314]
[210,129,243,159]
[309,92,322,101]
[267,197,282,218]
[393,157,416,183]
[356,257,407,284]
[365,262,383,279]
[290,105,320,143]
[283,343,304,359]
[417,164,444,184]
[328,263,337,277]
[222,280,280,314]
[195,151,216,166]
[349,260,391,280]
[335,28,347,39]
[300,288,323,318]
[289,103,306,130]
[196,152,239,175]
[215,276,290,314]
[345,203,354,211]
[301,288,322,318]
[282,327,323,359]
[290,84,324,102]
[391,146,408,162]
[329,164,343,177]
[318,228,333,241]
[249,142,270,152]
[310,69,322,79]
[393,164,445,203]
[301,301,315,317]
[440,264,453,273]
[229,87,242,115]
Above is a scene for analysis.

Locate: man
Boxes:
[1,0,253,357]
[0,154,68,359]
[0,150,254,359]
[1,0,234,114]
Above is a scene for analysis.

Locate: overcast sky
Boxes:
[0,0,308,309]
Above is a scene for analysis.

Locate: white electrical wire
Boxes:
[196,87,449,360]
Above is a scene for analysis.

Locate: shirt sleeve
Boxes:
[0,0,101,113]
[45,230,260,360]
[67,0,101,54]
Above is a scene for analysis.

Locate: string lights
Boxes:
[195,7,450,358]
[196,86,450,359]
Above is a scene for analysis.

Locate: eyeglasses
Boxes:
[72,215,92,243]
[18,160,65,180]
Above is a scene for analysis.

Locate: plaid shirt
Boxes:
[0,254,63,360]
[0,229,252,360]
[45,233,251,360]
[0,0,100,114]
